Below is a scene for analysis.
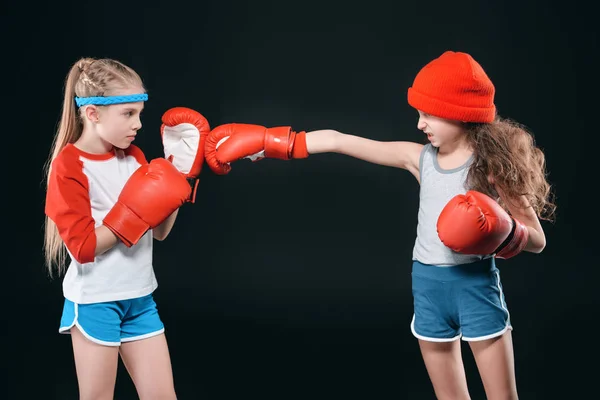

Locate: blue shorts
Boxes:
[410,258,512,342]
[59,293,165,346]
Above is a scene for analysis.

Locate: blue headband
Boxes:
[75,93,148,107]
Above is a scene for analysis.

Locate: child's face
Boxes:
[95,87,145,149]
[416,110,466,148]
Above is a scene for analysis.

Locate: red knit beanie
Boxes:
[407,51,496,123]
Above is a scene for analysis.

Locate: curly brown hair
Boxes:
[464,116,557,222]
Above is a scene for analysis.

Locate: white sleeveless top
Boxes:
[412,144,487,266]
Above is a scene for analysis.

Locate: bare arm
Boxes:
[305,129,424,179]
[498,189,546,254]
[153,208,179,241]
[95,208,179,256]
[95,225,119,256]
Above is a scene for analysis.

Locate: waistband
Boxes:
[412,258,497,281]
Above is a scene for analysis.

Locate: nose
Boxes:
[133,116,142,131]
[417,115,426,131]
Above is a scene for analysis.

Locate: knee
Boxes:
[139,390,177,400]
[434,389,471,400]
[79,391,115,400]
[488,391,518,400]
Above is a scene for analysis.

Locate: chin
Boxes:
[114,143,130,150]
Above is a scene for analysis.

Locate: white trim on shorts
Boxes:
[58,303,121,347]
[121,328,165,343]
[410,314,462,342]
[463,268,514,341]
[461,324,513,342]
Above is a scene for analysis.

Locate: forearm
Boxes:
[96,208,179,252]
[514,209,546,253]
[504,195,546,253]
[305,129,422,171]
[153,208,179,241]
[523,225,546,253]
[305,129,340,154]
[95,225,119,256]
[306,129,388,160]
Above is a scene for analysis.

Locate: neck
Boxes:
[75,127,113,154]
[438,137,472,156]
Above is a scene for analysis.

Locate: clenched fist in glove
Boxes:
[160,107,210,203]
[204,123,309,175]
[437,190,529,259]
[103,158,191,247]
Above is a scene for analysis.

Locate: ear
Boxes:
[84,105,100,123]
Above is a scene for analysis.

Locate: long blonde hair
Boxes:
[464,116,557,222]
[43,58,145,277]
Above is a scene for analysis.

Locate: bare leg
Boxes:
[119,333,177,399]
[71,326,120,400]
[419,339,471,400]
[468,331,518,400]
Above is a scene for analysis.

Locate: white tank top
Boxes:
[412,144,487,266]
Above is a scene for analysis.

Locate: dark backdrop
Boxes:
[4,0,597,398]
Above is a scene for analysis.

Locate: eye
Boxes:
[124,111,133,117]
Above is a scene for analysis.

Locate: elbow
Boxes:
[74,252,95,264]
[528,234,546,254]
[153,232,167,241]
[329,130,343,153]
[72,236,96,264]
[528,245,544,254]
[532,240,546,254]
[153,229,168,241]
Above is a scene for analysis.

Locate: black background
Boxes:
[4,0,597,398]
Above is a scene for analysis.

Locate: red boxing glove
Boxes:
[204,123,308,175]
[160,107,211,203]
[103,158,191,247]
[495,217,529,259]
[437,190,529,259]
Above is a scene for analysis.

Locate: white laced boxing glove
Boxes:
[160,107,211,203]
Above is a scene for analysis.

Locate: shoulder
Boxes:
[46,145,90,203]
[421,143,433,154]
[418,143,433,163]
[51,144,85,179]
[395,141,426,162]
[391,141,425,182]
